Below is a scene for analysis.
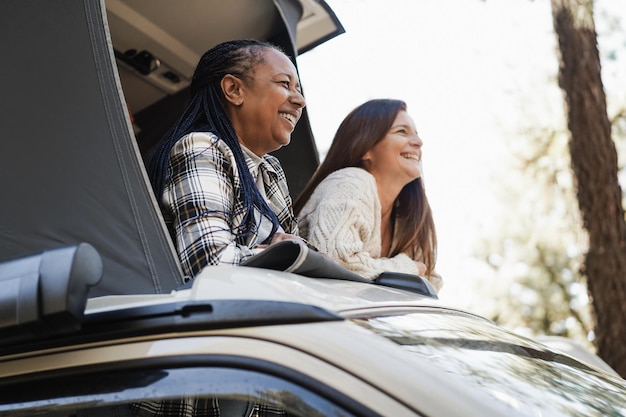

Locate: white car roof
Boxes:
[86,265,468,317]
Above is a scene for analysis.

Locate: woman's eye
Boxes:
[275,79,301,94]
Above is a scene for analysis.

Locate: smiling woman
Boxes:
[145,39,308,281]
[225,49,305,156]
[295,99,442,292]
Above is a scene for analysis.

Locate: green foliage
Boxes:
[467,1,626,354]
[472,126,595,349]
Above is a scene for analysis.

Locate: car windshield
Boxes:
[352,312,626,416]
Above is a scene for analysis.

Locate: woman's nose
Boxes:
[410,134,423,147]
[291,90,306,109]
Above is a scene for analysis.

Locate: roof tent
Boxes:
[0,0,343,297]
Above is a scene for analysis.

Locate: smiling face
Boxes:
[361,110,423,189]
[225,48,305,156]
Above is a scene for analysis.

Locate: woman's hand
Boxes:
[255,232,302,249]
[268,232,301,245]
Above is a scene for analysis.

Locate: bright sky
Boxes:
[296,0,625,308]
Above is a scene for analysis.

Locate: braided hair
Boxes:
[146,39,285,242]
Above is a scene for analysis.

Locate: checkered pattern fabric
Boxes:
[132,397,219,417]
[161,132,298,278]
[131,398,293,417]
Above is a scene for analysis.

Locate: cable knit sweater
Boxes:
[298,167,442,292]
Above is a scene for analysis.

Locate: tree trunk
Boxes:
[551,0,626,377]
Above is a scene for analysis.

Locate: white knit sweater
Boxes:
[299,167,442,291]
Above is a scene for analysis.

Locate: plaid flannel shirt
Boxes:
[132,397,293,417]
[162,132,298,279]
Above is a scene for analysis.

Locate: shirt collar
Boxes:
[239,144,277,178]
[240,143,261,177]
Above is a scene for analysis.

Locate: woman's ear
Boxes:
[361,150,373,170]
[221,74,244,106]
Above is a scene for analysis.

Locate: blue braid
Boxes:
[146,40,283,242]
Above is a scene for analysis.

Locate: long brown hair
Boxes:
[294,99,437,275]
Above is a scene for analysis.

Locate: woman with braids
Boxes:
[294,99,443,292]
[146,39,306,280]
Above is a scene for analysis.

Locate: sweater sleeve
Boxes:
[300,169,425,280]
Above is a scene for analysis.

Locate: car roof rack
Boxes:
[375,272,439,299]
[0,297,342,356]
[0,243,343,355]
[0,244,103,343]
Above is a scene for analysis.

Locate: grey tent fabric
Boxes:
[0,0,184,296]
